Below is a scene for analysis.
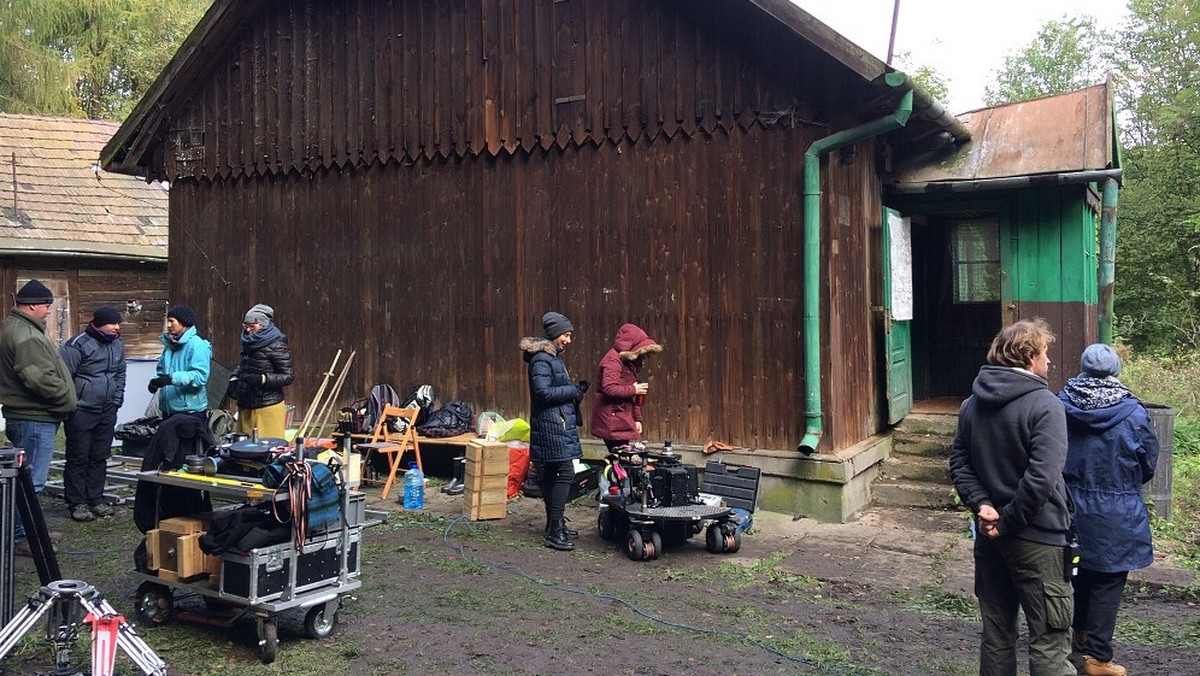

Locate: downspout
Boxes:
[799,73,913,454]
[1098,178,1118,344]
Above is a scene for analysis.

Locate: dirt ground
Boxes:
[5,479,1199,676]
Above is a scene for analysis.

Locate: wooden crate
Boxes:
[464,500,506,521]
[147,530,212,581]
[463,470,507,493]
[157,515,209,534]
[466,439,508,466]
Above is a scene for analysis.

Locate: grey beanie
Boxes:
[541,311,574,340]
[1080,343,1121,378]
[244,303,275,327]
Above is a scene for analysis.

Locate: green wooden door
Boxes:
[883,208,913,424]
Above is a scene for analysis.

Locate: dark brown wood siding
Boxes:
[0,260,167,358]
[164,0,869,182]
[169,122,882,452]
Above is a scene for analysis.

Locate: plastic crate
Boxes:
[699,461,761,512]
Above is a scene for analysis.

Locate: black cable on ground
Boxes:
[421,514,865,676]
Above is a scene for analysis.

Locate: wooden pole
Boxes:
[312,351,356,440]
[296,349,340,439]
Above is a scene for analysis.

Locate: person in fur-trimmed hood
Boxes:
[590,323,662,449]
[520,311,587,551]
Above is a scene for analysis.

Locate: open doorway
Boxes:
[909,214,1003,402]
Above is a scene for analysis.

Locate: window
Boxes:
[951,219,1000,303]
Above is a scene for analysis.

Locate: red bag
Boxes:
[507,442,530,499]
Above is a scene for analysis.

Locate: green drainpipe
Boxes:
[798,74,913,455]
[1098,178,1118,344]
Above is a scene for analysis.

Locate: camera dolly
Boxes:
[598,444,742,561]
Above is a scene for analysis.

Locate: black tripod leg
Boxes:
[15,466,61,584]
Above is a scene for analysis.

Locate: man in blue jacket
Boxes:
[60,305,126,522]
[1058,344,1158,676]
[150,305,211,418]
[950,319,1075,676]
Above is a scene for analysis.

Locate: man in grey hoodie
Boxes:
[950,319,1075,676]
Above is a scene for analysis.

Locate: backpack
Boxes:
[400,384,435,428]
[416,400,474,438]
[361,384,403,434]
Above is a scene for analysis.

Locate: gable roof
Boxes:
[0,113,168,261]
[890,82,1119,190]
[101,0,970,180]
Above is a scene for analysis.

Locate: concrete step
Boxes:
[872,480,959,509]
[880,454,950,484]
[892,432,954,458]
[895,412,959,437]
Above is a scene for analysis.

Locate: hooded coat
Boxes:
[1058,377,1159,573]
[520,336,583,463]
[155,325,212,416]
[590,324,662,441]
[950,365,1072,545]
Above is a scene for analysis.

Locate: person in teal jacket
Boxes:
[150,306,212,418]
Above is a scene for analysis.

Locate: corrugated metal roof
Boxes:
[0,113,168,260]
[892,83,1115,185]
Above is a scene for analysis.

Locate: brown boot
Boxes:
[1081,655,1126,676]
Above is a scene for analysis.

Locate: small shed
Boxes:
[0,114,169,357]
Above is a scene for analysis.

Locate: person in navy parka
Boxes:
[1058,343,1159,676]
[520,311,587,551]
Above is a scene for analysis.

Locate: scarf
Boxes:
[240,323,283,354]
[87,323,119,342]
[1061,375,1132,410]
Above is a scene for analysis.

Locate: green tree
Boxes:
[1111,0,1200,352]
[983,16,1114,106]
[894,50,951,105]
[0,0,210,120]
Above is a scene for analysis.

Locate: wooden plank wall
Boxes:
[169,123,882,452]
[165,0,864,182]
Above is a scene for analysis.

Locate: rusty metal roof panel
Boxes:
[893,83,1114,185]
[0,113,168,260]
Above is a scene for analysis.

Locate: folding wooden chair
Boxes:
[355,404,422,500]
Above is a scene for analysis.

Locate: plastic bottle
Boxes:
[403,462,425,509]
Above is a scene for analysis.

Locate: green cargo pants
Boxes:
[974,535,1075,676]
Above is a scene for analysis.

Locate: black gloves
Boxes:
[148,374,172,393]
[577,380,590,394]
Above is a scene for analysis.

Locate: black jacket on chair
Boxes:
[134,413,214,533]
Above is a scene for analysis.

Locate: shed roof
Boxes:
[890,82,1118,188]
[0,113,168,261]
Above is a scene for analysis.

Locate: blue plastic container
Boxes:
[403,462,425,509]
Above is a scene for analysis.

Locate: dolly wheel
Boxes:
[597,508,617,541]
[725,528,742,554]
[648,531,663,560]
[705,524,724,554]
[258,618,278,664]
[304,602,339,639]
[625,529,646,561]
[134,582,173,625]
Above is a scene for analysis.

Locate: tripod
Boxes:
[0,579,166,676]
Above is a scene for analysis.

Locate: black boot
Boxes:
[543,518,575,551]
[543,519,579,541]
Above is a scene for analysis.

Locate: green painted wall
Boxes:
[1009,187,1098,304]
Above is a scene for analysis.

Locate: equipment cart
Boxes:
[597,446,745,561]
[130,468,381,663]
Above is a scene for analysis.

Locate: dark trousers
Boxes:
[974,535,1075,676]
[1073,568,1128,662]
[63,407,118,508]
[538,460,574,524]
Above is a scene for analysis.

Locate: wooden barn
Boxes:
[0,114,169,358]
[100,0,1119,521]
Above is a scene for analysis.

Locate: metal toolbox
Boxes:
[219,527,361,604]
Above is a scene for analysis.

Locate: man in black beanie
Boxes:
[1,280,77,553]
[60,306,126,521]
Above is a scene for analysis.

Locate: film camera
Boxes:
[620,443,698,509]
[188,434,290,479]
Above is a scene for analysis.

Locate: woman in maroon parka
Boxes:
[589,324,663,450]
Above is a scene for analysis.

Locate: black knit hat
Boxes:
[92,306,122,326]
[542,311,574,340]
[15,279,53,305]
[167,305,197,328]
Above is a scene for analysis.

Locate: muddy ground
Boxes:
[4,480,1199,676]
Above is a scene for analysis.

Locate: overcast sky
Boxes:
[801,0,1129,113]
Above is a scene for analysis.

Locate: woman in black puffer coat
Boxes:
[229,303,294,438]
[520,311,586,551]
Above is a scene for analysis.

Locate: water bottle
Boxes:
[403,462,424,510]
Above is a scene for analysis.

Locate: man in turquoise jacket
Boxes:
[150,306,211,417]
[0,279,78,553]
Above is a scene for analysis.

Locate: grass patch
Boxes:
[1117,618,1200,648]
[892,588,981,622]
